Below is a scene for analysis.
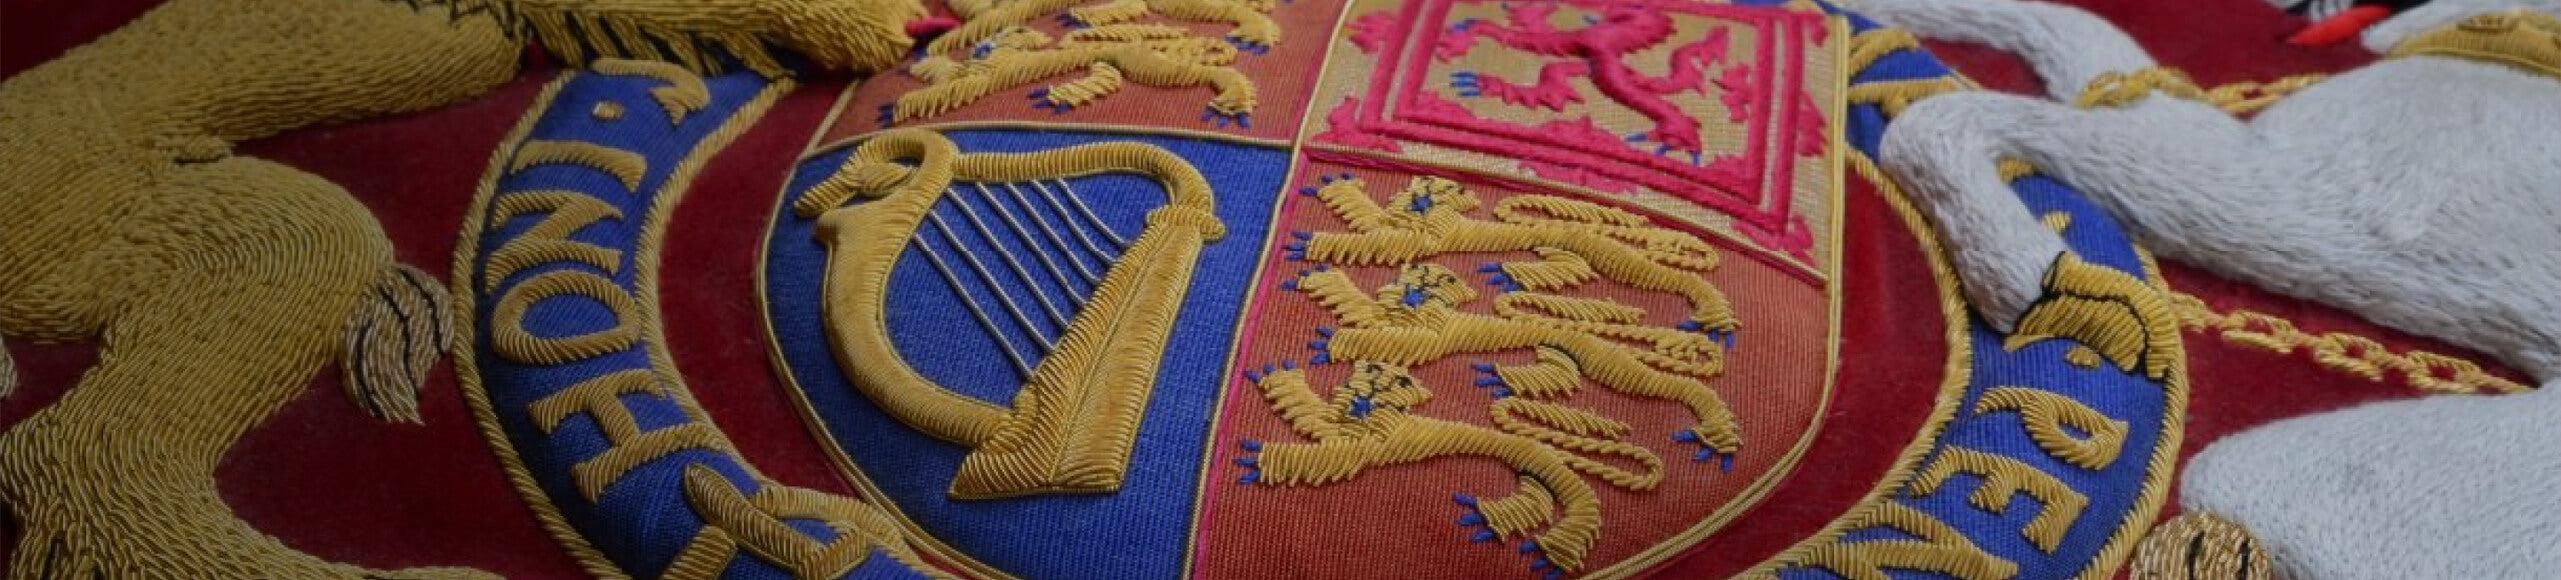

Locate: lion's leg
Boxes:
[0,158,488,580]
[1282,267,1390,328]
[1409,421,1602,572]
[1105,51,1258,120]
[1033,62,1127,112]
[1299,175,1393,233]
[1478,230,1733,331]
[1472,345,1582,399]
[1546,334,1743,458]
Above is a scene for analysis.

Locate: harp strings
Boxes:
[911,177,1137,380]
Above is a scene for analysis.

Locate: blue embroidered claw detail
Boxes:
[1673,430,1738,472]
[1284,262,1329,287]
[1309,328,1335,365]
[1454,497,1505,544]
[1235,439,1264,484]
[1284,232,1309,260]
[1298,185,1321,196]
[875,103,897,126]
[1707,328,1737,349]
[1453,493,1513,546]
[1473,363,1514,398]
[1451,70,1484,97]
[1227,36,1272,55]
[1204,108,1252,128]
[1055,12,1089,29]
[1450,17,1480,32]
[1028,89,1076,114]
[1479,263,1525,292]
[1518,542,1565,580]
[971,42,996,60]
[1676,320,1739,349]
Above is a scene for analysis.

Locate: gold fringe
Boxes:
[2130,513,2273,580]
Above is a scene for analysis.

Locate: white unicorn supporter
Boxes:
[1846,0,2561,576]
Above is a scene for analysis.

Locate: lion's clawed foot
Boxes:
[1452,478,1580,580]
[2001,252,2178,380]
[1471,348,1580,399]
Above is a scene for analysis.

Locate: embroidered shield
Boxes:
[455,0,2191,578]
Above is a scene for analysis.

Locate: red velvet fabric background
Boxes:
[0,0,2511,577]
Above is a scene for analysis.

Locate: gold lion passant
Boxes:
[0,0,917,577]
[1239,175,1747,574]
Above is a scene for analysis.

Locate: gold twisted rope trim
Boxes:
[2166,292,2531,394]
[2075,67,2330,114]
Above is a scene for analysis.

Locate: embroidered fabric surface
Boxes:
[0,0,2534,579]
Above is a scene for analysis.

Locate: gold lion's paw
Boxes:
[2002,252,2180,381]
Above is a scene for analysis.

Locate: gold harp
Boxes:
[799,129,1224,498]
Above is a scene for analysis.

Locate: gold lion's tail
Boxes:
[338,264,460,424]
